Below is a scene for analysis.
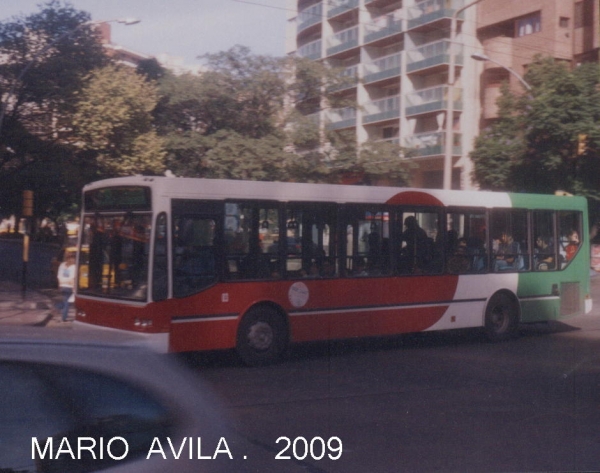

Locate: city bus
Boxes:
[73,176,592,365]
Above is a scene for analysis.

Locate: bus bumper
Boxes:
[585,294,593,314]
[72,321,170,353]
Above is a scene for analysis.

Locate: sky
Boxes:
[0,0,289,65]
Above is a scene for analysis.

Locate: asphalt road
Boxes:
[188,276,600,472]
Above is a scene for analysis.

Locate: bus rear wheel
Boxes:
[236,306,288,366]
[484,293,519,342]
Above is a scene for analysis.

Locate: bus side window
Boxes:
[342,206,390,277]
[490,210,528,272]
[397,210,442,275]
[446,210,487,274]
[287,204,338,278]
[559,211,582,268]
[173,216,218,297]
[152,213,169,301]
[532,210,557,271]
[224,203,280,280]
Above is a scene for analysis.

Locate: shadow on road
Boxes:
[177,320,582,370]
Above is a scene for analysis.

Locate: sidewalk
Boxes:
[0,280,73,328]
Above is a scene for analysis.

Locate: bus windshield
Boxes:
[78,213,152,301]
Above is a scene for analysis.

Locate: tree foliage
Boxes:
[73,64,166,176]
[0,1,108,219]
[0,1,107,151]
[0,1,169,221]
[471,57,600,215]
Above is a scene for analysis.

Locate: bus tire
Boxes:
[236,306,288,366]
[484,292,519,342]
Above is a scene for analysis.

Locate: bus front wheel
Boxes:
[236,306,288,366]
[484,293,519,342]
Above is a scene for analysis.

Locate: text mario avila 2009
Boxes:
[32,437,236,461]
[32,435,344,462]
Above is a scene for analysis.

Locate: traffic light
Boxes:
[577,134,587,155]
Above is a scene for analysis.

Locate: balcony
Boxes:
[326,26,359,56]
[363,15,402,45]
[326,107,357,130]
[364,0,398,6]
[363,95,400,124]
[363,52,401,85]
[406,39,463,74]
[406,0,464,31]
[376,137,400,145]
[329,64,359,92]
[405,86,462,117]
[298,39,322,60]
[298,2,323,35]
[327,0,359,19]
[405,131,462,158]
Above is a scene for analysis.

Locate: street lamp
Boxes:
[471,52,532,91]
[0,18,140,136]
[443,0,485,190]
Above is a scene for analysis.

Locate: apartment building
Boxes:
[285,0,599,190]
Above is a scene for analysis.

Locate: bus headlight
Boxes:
[134,318,153,328]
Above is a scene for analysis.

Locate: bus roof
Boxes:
[82,176,587,211]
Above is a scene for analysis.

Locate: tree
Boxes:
[471,58,600,216]
[0,1,108,219]
[471,83,526,191]
[73,64,166,176]
[0,1,107,172]
[201,130,287,181]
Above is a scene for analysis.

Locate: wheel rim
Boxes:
[247,321,273,351]
[490,304,510,333]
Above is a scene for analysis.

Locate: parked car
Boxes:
[0,327,250,473]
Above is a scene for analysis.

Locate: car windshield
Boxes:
[78,213,152,301]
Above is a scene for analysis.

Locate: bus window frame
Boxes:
[531,209,558,272]
[286,201,339,279]
[394,205,444,276]
[223,199,283,281]
[171,200,223,298]
[339,203,393,278]
[445,207,488,274]
[489,208,530,273]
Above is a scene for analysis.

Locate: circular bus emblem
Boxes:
[288,282,309,308]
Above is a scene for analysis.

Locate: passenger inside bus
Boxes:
[494,232,524,271]
[447,238,470,273]
[399,216,434,273]
[173,217,218,296]
[565,230,580,262]
[320,258,337,277]
[534,235,556,270]
[351,257,368,276]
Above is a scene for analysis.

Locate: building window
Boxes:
[559,17,569,28]
[516,12,541,37]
